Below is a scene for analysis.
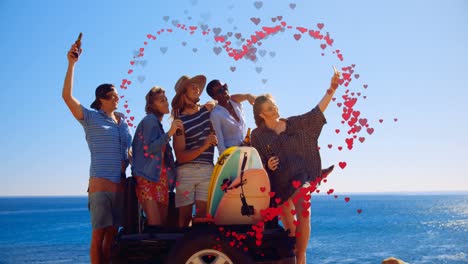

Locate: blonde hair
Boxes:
[253,94,274,128]
[145,86,165,118]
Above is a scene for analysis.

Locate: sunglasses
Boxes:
[215,83,229,95]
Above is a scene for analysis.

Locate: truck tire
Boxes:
[166,229,255,264]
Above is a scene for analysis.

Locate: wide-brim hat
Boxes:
[174,75,207,95]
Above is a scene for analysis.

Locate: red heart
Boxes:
[327,189,334,194]
[126,110,131,114]
[335,129,340,134]
[342,110,351,121]
[345,138,354,150]
[344,197,350,202]
[301,211,310,218]
[363,84,368,89]
[320,44,326,50]
[359,118,367,126]
[317,23,324,30]
[315,189,320,193]
[128,69,133,74]
[337,102,342,107]
[130,116,134,121]
[291,209,296,215]
[327,144,332,149]
[379,119,383,123]
[275,198,281,204]
[124,104,128,108]
[338,162,347,169]
[130,61,135,65]
[323,179,327,183]
[269,191,275,197]
[394,118,398,122]
[352,111,360,118]
[260,187,266,192]
[367,127,374,135]
[344,98,357,108]
[293,220,299,226]
[338,146,343,151]
[347,117,357,127]
[293,34,301,41]
[296,27,307,33]
[334,195,338,198]
[292,180,301,189]
[357,209,362,214]
[359,137,365,143]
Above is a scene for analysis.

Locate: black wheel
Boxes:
[166,228,255,264]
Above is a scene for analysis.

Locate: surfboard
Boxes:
[214,168,271,225]
[207,146,264,218]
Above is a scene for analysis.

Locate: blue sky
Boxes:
[1,0,467,196]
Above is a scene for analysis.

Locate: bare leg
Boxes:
[194,200,207,218]
[178,204,193,227]
[141,200,168,226]
[279,200,297,237]
[292,189,311,264]
[90,228,105,264]
[102,226,118,264]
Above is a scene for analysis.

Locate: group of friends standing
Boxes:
[63,40,340,264]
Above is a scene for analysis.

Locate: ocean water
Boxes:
[0,194,467,264]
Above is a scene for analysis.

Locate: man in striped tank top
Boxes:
[171,75,218,227]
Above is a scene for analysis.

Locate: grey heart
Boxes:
[213,47,222,55]
[254,1,263,9]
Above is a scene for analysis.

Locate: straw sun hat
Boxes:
[174,75,207,95]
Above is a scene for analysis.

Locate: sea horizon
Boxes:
[2,190,468,198]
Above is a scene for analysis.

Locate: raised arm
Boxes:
[231,94,256,105]
[318,66,341,113]
[62,43,84,120]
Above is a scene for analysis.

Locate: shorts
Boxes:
[134,175,169,206]
[88,191,124,229]
[175,163,213,208]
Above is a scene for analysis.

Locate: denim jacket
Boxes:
[131,114,176,191]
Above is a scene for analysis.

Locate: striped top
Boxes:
[251,106,326,201]
[178,106,214,166]
[78,106,132,183]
